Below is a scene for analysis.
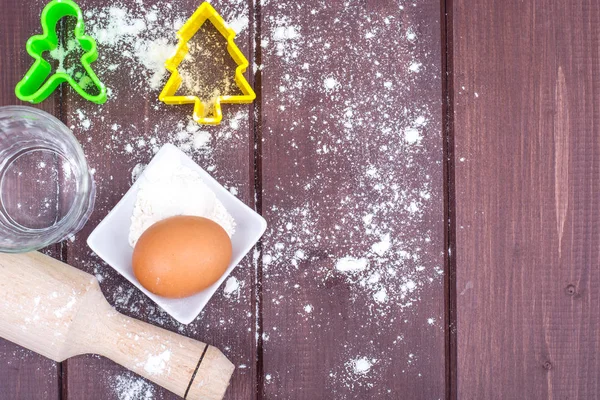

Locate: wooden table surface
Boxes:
[0,0,598,398]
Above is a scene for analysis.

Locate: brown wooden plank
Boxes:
[0,0,62,398]
[59,0,257,398]
[259,0,445,398]
[453,0,600,397]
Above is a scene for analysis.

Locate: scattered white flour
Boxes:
[270,23,301,58]
[53,296,76,318]
[335,256,368,273]
[114,373,154,400]
[409,62,422,72]
[324,77,340,91]
[129,156,236,246]
[229,15,249,34]
[93,7,146,45]
[373,288,387,303]
[223,276,241,299]
[348,357,374,375]
[49,39,78,74]
[172,121,213,150]
[75,109,91,130]
[46,0,442,395]
[258,2,442,394]
[303,304,313,313]
[414,115,428,126]
[49,1,253,348]
[371,233,391,256]
[273,26,299,41]
[89,6,174,87]
[404,127,422,144]
[84,2,249,96]
[193,130,211,149]
[56,1,252,174]
[144,350,171,376]
[138,37,178,90]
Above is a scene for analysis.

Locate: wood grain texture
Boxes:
[0,0,61,398]
[59,0,257,399]
[259,0,445,398]
[453,0,600,397]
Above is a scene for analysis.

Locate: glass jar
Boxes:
[0,106,95,252]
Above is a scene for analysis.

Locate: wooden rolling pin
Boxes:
[0,252,233,400]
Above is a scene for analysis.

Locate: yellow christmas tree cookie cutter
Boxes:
[159,2,255,125]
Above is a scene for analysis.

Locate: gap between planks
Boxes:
[58,15,68,400]
[441,0,458,399]
[250,0,265,399]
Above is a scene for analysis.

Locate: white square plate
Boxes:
[87,144,266,324]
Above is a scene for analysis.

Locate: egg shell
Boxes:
[132,215,232,298]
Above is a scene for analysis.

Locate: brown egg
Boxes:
[132,215,232,298]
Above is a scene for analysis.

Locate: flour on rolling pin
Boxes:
[129,155,235,247]
[0,252,234,400]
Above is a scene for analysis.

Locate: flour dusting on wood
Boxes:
[259,0,443,396]
[113,373,154,400]
[24,0,445,396]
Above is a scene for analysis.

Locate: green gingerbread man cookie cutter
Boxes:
[15,0,107,104]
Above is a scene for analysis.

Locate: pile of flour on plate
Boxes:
[128,158,235,247]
